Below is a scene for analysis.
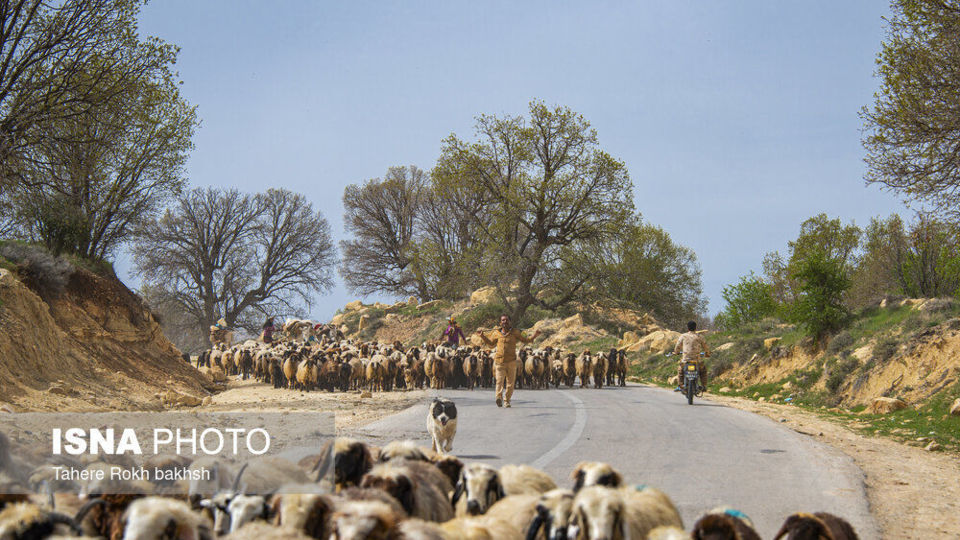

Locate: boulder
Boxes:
[384,313,399,324]
[782,381,793,391]
[208,367,227,383]
[360,391,372,399]
[719,387,732,394]
[201,396,213,406]
[470,286,499,305]
[373,302,389,310]
[918,298,955,312]
[47,384,68,396]
[418,299,442,310]
[925,441,941,452]
[620,331,640,347]
[950,398,960,417]
[646,330,681,355]
[358,314,370,331]
[764,337,782,350]
[562,313,584,329]
[331,313,346,327]
[715,342,735,352]
[344,300,364,311]
[866,397,907,414]
[407,296,419,306]
[161,391,203,407]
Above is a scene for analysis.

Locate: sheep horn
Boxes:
[74,497,107,524]
[48,511,83,535]
[525,513,545,540]
[231,463,249,493]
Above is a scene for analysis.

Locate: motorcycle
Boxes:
[666,352,705,405]
[681,358,704,405]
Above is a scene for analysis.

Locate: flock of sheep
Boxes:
[0,433,861,539]
[197,331,630,393]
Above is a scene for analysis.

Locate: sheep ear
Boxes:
[572,467,585,492]
[525,513,545,540]
[451,474,465,506]
[494,477,505,500]
[396,476,416,515]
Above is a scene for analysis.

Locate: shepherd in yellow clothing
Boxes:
[477,314,541,408]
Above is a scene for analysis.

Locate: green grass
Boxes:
[571,336,619,355]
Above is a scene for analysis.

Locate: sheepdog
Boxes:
[426,397,457,455]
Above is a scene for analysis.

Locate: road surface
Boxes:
[351,384,880,538]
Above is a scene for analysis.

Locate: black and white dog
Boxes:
[427,397,458,455]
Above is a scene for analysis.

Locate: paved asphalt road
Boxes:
[351,384,880,538]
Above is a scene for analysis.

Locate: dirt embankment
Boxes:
[0,268,212,412]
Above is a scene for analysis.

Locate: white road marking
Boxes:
[531,390,586,470]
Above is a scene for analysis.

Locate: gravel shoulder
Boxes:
[708,393,960,540]
[201,377,426,432]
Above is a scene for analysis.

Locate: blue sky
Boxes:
[131,1,905,323]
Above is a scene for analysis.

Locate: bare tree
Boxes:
[340,166,427,297]
[132,187,336,336]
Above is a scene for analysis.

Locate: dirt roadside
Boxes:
[198,377,427,432]
[708,393,960,540]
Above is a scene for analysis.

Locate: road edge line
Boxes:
[531,390,586,470]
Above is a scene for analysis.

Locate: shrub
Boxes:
[718,273,779,328]
[872,336,900,364]
[826,330,855,355]
[825,356,860,394]
[0,242,74,299]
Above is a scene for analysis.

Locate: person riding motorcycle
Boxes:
[674,320,710,392]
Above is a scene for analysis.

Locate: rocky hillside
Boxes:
[632,297,960,451]
[0,260,213,412]
[329,286,681,355]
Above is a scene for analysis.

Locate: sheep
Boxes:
[648,525,689,539]
[614,349,627,387]
[184,458,237,503]
[282,354,300,390]
[453,464,504,516]
[571,462,622,492]
[560,353,575,387]
[122,496,213,540]
[0,502,82,539]
[239,349,253,380]
[360,461,454,522]
[379,440,432,464]
[691,507,761,540]
[424,352,446,389]
[329,499,402,540]
[269,491,335,539]
[405,358,426,390]
[482,494,538,538]
[430,455,463,491]
[232,457,311,495]
[462,354,481,390]
[223,347,238,375]
[222,521,312,539]
[366,357,387,393]
[499,465,557,496]
[522,489,576,540]
[335,438,374,490]
[440,514,523,540]
[575,351,593,389]
[524,354,546,390]
[569,485,683,540]
[296,358,319,391]
[551,358,565,388]
[592,353,607,389]
[773,512,860,540]
[74,493,145,540]
[394,518,447,540]
[338,487,407,518]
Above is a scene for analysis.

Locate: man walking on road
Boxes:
[477,314,540,408]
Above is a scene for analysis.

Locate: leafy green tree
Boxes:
[589,219,705,328]
[765,214,861,303]
[718,273,778,329]
[789,250,852,340]
[433,101,634,321]
[852,213,960,304]
[861,0,960,217]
